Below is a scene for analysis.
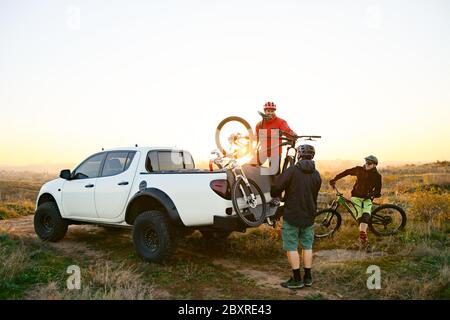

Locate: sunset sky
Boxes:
[1,0,449,169]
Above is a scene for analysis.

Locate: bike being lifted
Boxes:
[212,112,321,227]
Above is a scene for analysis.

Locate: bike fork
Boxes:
[236,173,257,207]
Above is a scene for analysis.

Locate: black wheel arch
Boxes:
[37,193,58,207]
[125,188,184,226]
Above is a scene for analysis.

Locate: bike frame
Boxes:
[328,187,388,227]
[214,155,257,209]
[329,192,360,222]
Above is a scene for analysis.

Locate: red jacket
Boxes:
[255,116,296,156]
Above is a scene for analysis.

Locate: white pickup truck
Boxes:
[34,147,277,262]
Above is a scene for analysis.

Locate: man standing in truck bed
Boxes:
[256,101,296,206]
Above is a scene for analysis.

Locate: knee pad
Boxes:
[358,213,371,224]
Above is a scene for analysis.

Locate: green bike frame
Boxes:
[332,194,361,222]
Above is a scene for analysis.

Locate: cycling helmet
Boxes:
[298,144,315,159]
[263,101,277,110]
[364,155,378,165]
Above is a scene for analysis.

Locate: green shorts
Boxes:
[350,197,373,220]
[281,220,314,251]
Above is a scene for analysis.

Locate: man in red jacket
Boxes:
[256,101,296,205]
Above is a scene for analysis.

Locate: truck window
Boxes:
[183,151,195,169]
[124,152,136,171]
[146,151,158,172]
[158,151,184,171]
[72,153,106,179]
[99,151,136,177]
[146,150,195,172]
[101,152,128,177]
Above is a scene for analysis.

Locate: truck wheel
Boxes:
[132,211,176,263]
[34,202,68,242]
[201,230,232,241]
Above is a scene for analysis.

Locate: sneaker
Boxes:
[352,238,371,251]
[304,275,313,287]
[280,277,304,289]
[364,241,372,253]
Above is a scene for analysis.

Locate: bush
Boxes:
[409,192,450,225]
[0,200,35,220]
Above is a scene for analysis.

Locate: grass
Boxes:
[68,228,297,299]
[0,234,73,299]
[0,233,157,300]
[321,248,449,300]
[0,162,448,299]
[0,200,35,220]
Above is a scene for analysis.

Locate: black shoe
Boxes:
[269,198,281,207]
[280,277,304,289]
[358,238,371,252]
[303,275,313,287]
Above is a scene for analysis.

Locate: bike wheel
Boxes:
[314,209,342,238]
[369,204,407,236]
[232,178,267,227]
[215,116,255,157]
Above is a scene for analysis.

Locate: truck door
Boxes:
[94,151,139,220]
[62,152,106,218]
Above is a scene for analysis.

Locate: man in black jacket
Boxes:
[271,144,322,289]
[329,155,382,250]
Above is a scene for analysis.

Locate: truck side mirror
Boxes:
[59,169,71,180]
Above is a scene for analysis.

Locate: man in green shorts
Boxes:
[329,155,382,250]
[271,145,322,289]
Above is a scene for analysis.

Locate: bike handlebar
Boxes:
[278,130,321,141]
[332,185,343,196]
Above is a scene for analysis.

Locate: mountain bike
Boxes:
[314,186,407,238]
[211,147,267,227]
[215,116,255,158]
[277,129,321,174]
[215,113,320,174]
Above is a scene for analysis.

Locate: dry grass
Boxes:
[0,200,35,220]
[0,242,29,282]
[80,261,155,300]
[407,191,450,225]
[0,162,449,300]
[31,261,155,300]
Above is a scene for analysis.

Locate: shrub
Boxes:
[408,192,450,225]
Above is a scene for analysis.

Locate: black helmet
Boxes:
[364,155,378,165]
[298,144,315,159]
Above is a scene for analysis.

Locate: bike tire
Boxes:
[314,208,342,238]
[231,178,267,227]
[369,204,407,236]
[215,116,255,156]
